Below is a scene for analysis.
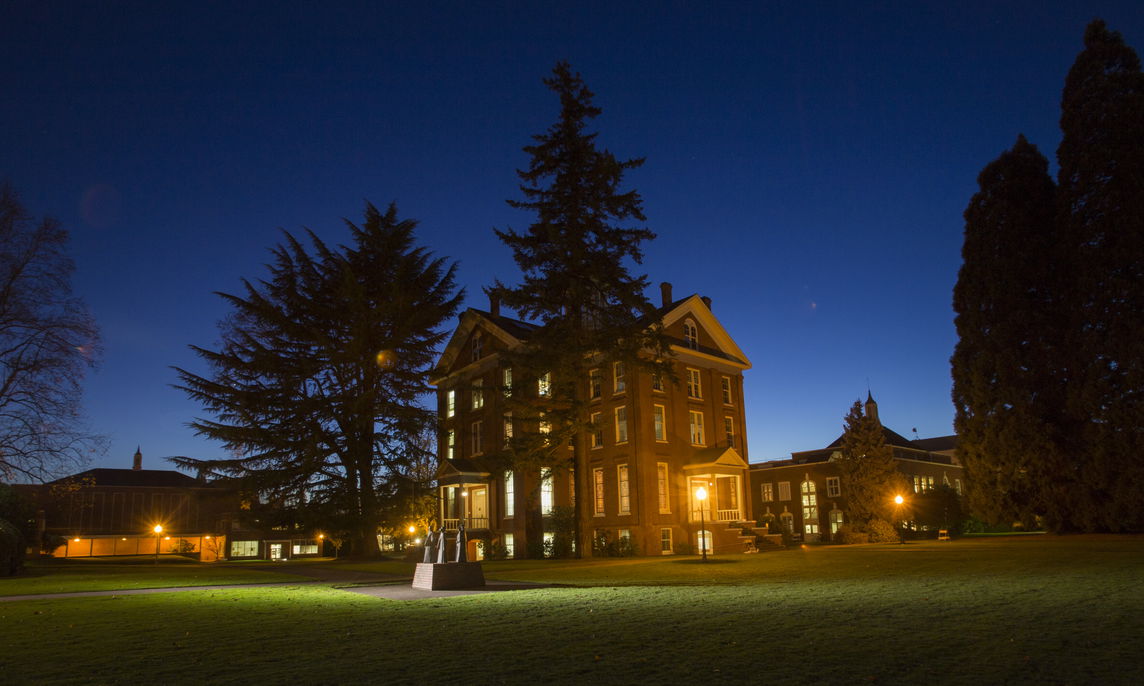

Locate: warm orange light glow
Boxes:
[205,535,211,540]
[695,486,708,502]
[74,537,80,542]
[318,534,324,539]
[121,537,127,541]
[894,495,904,505]
[164,536,171,540]
[407,525,416,534]
[153,525,163,534]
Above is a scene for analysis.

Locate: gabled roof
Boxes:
[911,435,958,452]
[432,308,537,381]
[684,447,750,473]
[48,468,202,488]
[659,294,751,369]
[826,425,914,450]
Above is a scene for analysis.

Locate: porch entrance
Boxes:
[269,543,284,561]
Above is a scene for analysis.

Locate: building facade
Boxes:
[749,394,964,542]
[431,283,757,557]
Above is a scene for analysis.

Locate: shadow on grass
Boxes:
[669,558,739,565]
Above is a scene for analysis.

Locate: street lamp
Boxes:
[696,486,709,561]
[893,495,905,544]
[153,524,163,563]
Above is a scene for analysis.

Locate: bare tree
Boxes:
[0,183,104,482]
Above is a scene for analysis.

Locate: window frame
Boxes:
[471,420,484,456]
[653,404,667,442]
[687,368,702,399]
[593,467,605,516]
[657,462,670,513]
[826,477,841,498]
[613,361,626,394]
[688,410,705,446]
[617,464,630,514]
[721,376,733,405]
[615,406,629,444]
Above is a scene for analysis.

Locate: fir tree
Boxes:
[492,62,672,555]
[835,400,906,529]
[951,136,1063,528]
[1056,20,1144,532]
[174,203,462,556]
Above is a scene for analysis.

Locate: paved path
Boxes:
[1,570,555,602]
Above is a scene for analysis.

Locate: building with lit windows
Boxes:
[432,282,757,558]
[749,394,963,542]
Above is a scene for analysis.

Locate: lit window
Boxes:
[230,540,258,557]
[541,469,554,515]
[780,512,794,532]
[538,372,551,397]
[826,477,841,498]
[615,406,628,444]
[687,368,702,399]
[471,332,483,362]
[651,372,663,392]
[590,412,603,449]
[472,382,484,409]
[446,390,455,418]
[471,421,483,455]
[954,478,962,495]
[761,483,774,501]
[801,481,818,534]
[660,527,673,554]
[446,429,455,459]
[618,464,630,514]
[589,369,602,399]
[684,320,698,349]
[721,376,733,405]
[502,367,513,396]
[503,533,514,557]
[613,361,626,393]
[504,471,514,518]
[593,468,605,516]
[539,416,551,441]
[778,481,791,501]
[689,410,705,446]
[657,463,670,513]
[830,510,844,535]
[654,404,667,442]
[723,416,735,448]
[696,530,712,554]
[503,412,513,445]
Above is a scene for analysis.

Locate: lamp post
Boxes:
[696,486,709,561]
[893,495,905,544]
[153,524,163,563]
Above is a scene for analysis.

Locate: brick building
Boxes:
[750,394,964,541]
[432,282,756,557]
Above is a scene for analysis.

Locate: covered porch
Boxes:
[436,458,493,532]
[684,447,751,524]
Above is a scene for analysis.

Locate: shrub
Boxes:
[477,536,510,561]
[0,517,25,576]
[674,541,694,556]
[867,519,900,543]
[832,525,869,545]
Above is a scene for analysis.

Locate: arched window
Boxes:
[696,530,713,554]
[801,480,819,534]
[683,320,698,349]
[471,332,483,362]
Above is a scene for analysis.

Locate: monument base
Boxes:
[412,561,486,590]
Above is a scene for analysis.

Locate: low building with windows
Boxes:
[749,394,964,542]
[432,282,756,558]
[15,449,323,561]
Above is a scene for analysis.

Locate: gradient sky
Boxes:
[3,2,1141,474]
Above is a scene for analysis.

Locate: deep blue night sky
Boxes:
[3,2,1141,473]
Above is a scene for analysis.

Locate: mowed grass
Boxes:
[1,536,1141,685]
[0,556,302,596]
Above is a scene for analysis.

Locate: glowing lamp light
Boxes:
[318,534,324,539]
[695,486,708,502]
[204,535,211,540]
[164,536,171,540]
[74,537,80,543]
[894,495,904,505]
[407,525,416,534]
[413,538,422,545]
[461,490,469,497]
[153,525,163,534]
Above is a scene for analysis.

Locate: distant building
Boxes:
[432,282,757,557]
[15,448,322,561]
[749,394,964,542]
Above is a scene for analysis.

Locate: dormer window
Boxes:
[471,332,483,362]
[683,320,698,350]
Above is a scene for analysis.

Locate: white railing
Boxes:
[716,509,740,522]
[443,517,489,531]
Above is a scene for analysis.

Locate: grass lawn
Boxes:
[1,535,1141,684]
[0,556,303,596]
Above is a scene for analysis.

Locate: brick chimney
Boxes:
[488,291,500,317]
[132,446,142,471]
[701,295,712,311]
[660,282,673,308]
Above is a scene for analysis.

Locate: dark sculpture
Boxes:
[436,526,448,564]
[422,528,437,564]
[455,522,467,563]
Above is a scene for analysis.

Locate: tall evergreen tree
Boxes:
[951,136,1062,528]
[835,400,906,529]
[492,62,672,556]
[174,203,462,556]
[1056,20,1144,532]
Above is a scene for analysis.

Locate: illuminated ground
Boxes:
[1,535,1140,684]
